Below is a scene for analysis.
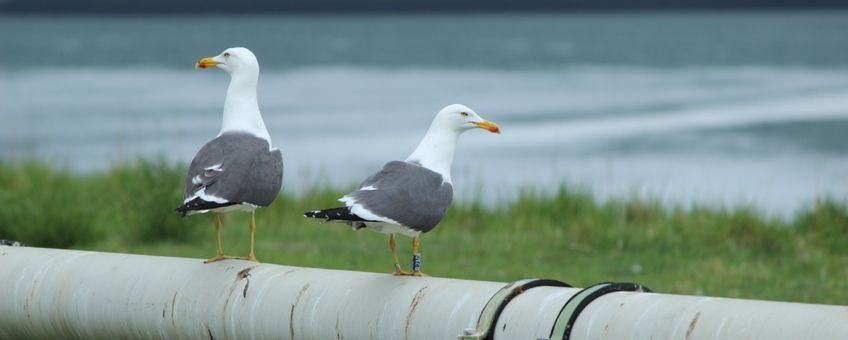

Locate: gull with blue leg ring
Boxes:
[304,104,501,276]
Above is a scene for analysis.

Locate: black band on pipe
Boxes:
[549,282,652,340]
[461,278,572,340]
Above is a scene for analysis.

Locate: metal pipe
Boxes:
[565,291,848,340]
[497,283,848,340]
[0,246,845,340]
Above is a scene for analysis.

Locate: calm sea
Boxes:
[2,12,848,214]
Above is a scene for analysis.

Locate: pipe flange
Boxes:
[459,278,572,340]
[548,282,652,340]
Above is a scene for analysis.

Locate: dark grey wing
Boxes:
[177,133,283,215]
[341,161,453,233]
[182,139,224,200]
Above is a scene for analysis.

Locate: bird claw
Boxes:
[390,268,427,277]
[204,254,227,264]
[204,255,257,264]
[392,262,412,276]
[229,255,258,262]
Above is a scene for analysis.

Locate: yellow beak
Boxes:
[195,57,220,69]
[474,120,501,134]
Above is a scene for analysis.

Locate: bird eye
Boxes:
[223,52,230,57]
[460,112,469,117]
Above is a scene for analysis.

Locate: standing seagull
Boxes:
[304,104,500,276]
[176,47,283,263]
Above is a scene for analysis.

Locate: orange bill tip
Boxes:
[195,57,219,69]
[475,120,501,134]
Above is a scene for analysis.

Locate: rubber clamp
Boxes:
[459,278,572,340]
[549,282,652,340]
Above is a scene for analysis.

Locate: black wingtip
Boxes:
[303,207,367,222]
[303,210,322,218]
[0,239,26,247]
[176,197,238,217]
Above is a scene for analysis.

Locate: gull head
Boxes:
[406,104,501,180]
[432,104,501,134]
[195,47,259,75]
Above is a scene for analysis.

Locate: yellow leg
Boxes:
[204,213,226,263]
[247,212,258,262]
[389,234,410,275]
[412,236,427,277]
[215,213,223,255]
[203,213,258,263]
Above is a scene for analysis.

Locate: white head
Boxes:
[406,104,500,182]
[194,47,271,143]
[195,47,259,76]
[430,104,501,134]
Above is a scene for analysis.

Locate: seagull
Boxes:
[175,47,283,263]
[304,104,500,276]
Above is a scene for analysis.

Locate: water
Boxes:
[2,12,848,215]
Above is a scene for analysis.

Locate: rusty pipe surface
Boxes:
[566,291,848,340]
[0,246,847,340]
[0,246,521,339]
[497,288,848,339]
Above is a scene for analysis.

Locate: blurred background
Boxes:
[3,1,848,214]
[0,0,848,215]
[1,1,847,303]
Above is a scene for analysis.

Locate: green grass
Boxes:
[0,159,846,305]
